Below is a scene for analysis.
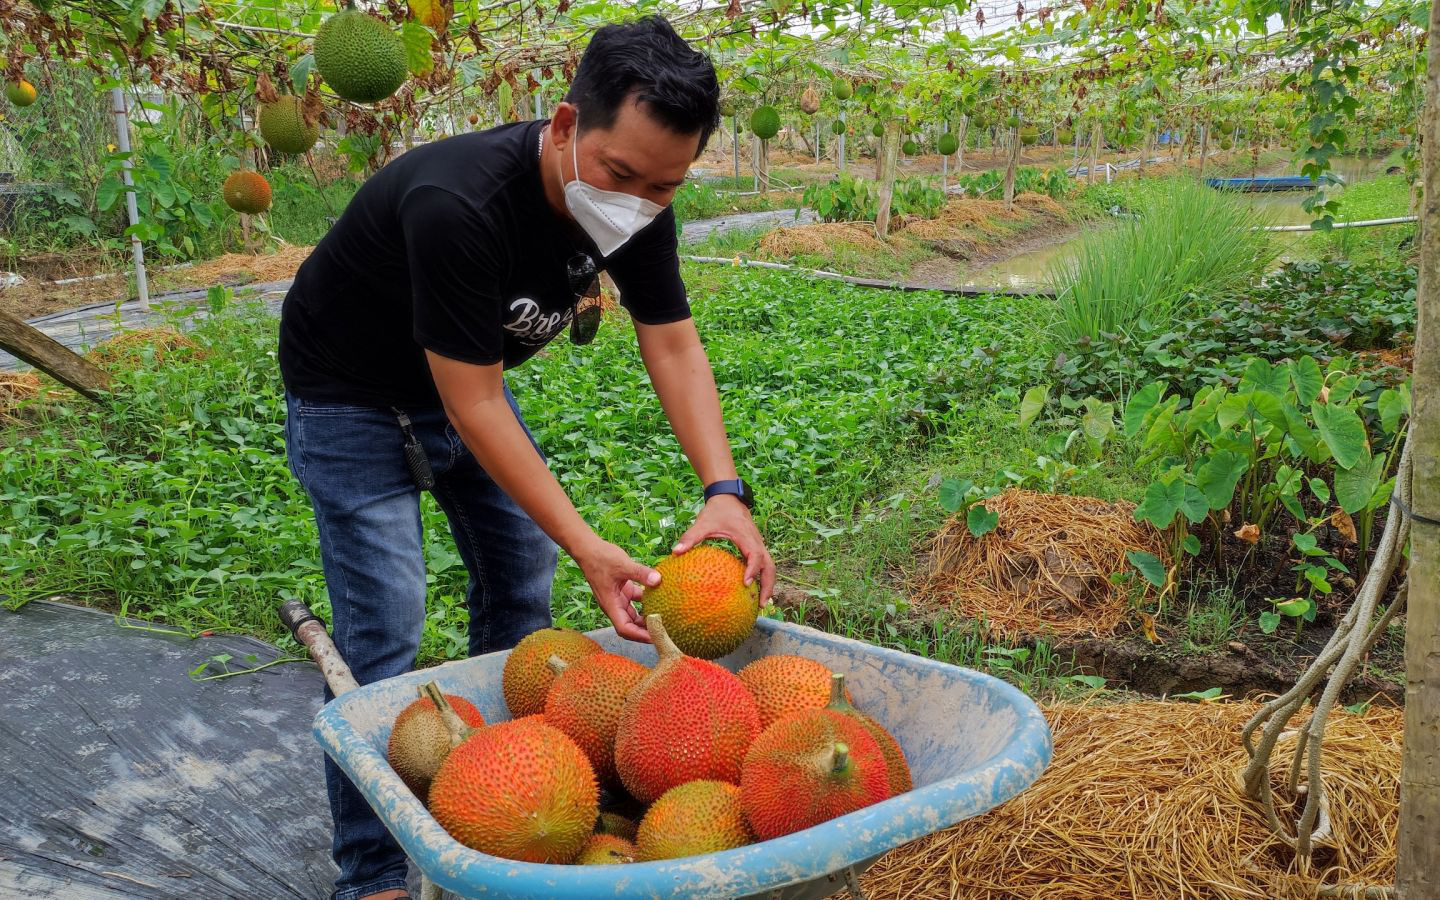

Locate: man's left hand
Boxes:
[672,495,775,604]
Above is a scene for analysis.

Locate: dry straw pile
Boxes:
[916,489,1168,638]
[864,700,1401,900]
[0,371,42,417]
[758,222,890,258]
[86,326,201,368]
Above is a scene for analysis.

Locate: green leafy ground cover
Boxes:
[0,266,1140,683]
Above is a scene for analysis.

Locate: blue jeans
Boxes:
[283,388,557,900]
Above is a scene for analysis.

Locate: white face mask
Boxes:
[557,112,664,256]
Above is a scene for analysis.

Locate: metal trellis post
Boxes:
[109,85,150,311]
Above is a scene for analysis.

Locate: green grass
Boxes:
[267,165,363,247]
[1305,174,1416,262]
[1045,177,1278,344]
[3,267,1125,684]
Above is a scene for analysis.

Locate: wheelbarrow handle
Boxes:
[278,599,360,697]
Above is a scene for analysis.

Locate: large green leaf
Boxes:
[966,504,999,537]
[1287,357,1323,407]
[401,21,434,75]
[1123,381,1164,438]
[1134,478,1185,528]
[1127,550,1167,589]
[1195,450,1248,510]
[1179,484,1210,524]
[1250,391,1287,433]
[1282,402,1325,463]
[289,53,314,94]
[1311,401,1369,470]
[1018,385,1048,429]
[1335,454,1386,514]
[1241,358,1287,395]
[1217,392,1253,430]
[1377,388,1405,435]
[938,477,972,513]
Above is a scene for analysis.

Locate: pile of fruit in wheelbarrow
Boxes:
[386,546,911,866]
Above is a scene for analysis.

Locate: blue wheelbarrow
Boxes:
[284,603,1053,899]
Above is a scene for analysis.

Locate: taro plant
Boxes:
[803,173,942,223]
[1121,355,1410,586]
[1258,596,1316,637]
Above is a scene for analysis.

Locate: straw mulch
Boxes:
[759,222,891,258]
[915,489,1168,638]
[86,326,202,368]
[0,372,42,417]
[167,243,313,288]
[863,700,1402,900]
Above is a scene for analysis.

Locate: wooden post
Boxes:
[874,121,901,239]
[1396,0,1440,892]
[1088,120,1101,185]
[733,115,741,186]
[756,136,769,193]
[837,110,846,173]
[0,311,113,399]
[957,114,968,173]
[1197,120,1210,182]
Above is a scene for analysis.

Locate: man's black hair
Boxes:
[565,15,720,154]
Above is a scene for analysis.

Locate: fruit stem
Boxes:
[421,681,474,748]
[546,654,570,676]
[826,672,853,711]
[832,741,850,774]
[645,614,682,661]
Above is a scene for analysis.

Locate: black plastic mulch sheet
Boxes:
[0,600,353,898]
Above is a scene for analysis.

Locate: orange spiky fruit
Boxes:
[543,652,647,786]
[636,780,753,861]
[825,673,912,795]
[738,655,852,730]
[613,615,761,802]
[221,170,271,214]
[640,545,758,659]
[739,701,891,840]
[576,832,637,865]
[427,717,598,863]
[502,627,602,718]
[387,689,486,799]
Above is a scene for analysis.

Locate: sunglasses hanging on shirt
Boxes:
[566,252,603,346]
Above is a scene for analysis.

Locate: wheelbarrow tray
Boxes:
[313,617,1053,899]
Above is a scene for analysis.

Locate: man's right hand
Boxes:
[573,538,661,643]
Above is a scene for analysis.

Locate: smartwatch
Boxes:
[703,478,755,509]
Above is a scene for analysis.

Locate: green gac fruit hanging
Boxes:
[830,119,846,135]
[937,132,959,155]
[1019,125,1038,146]
[314,8,407,104]
[750,105,781,140]
[1057,128,1074,145]
[902,139,917,155]
[258,96,321,154]
[1004,115,1020,129]
[871,122,884,138]
[832,79,852,101]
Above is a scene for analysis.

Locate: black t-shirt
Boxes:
[278,120,691,407]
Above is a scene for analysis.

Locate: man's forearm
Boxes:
[642,336,738,486]
[444,393,598,557]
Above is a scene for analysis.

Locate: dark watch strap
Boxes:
[704,478,754,509]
